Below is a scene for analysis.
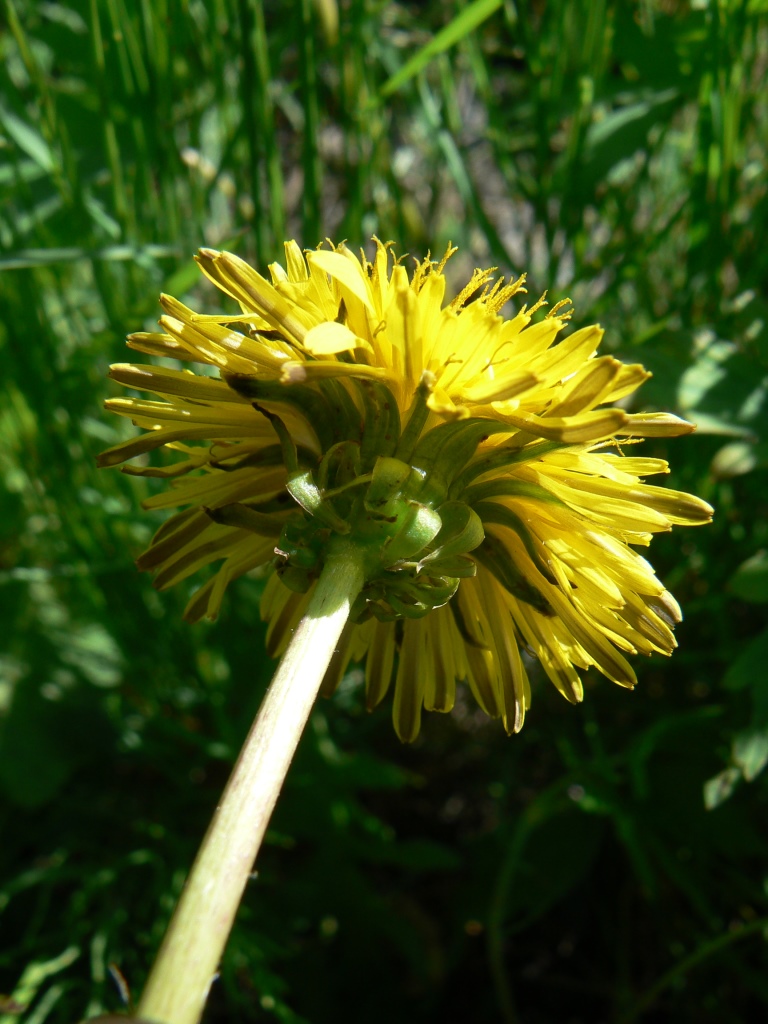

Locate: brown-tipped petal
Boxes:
[639,487,714,525]
[121,458,206,479]
[126,331,194,360]
[602,363,652,403]
[108,363,249,404]
[619,412,696,436]
[97,426,228,467]
[528,324,603,382]
[279,359,387,386]
[136,510,212,572]
[647,590,683,626]
[546,357,623,417]
[500,408,629,443]
[460,370,539,405]
[199,250,312,346]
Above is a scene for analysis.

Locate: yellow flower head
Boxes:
[100,240,713,741]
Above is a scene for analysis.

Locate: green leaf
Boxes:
[380,0,503,96]
[678,339,734,407]
[683,412,754,437]
[0,245,180,270]
[38,3,87,33]
[0,103,55,173]
[0,157,48,186]
[703,767,741,810]
[710,441,758,479]
[728,551,768,603]
[732,729,768,782]
[586,89,679,149]
[83,193,122,240]
[55,622,123,688]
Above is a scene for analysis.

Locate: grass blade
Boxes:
[380,0,503,96]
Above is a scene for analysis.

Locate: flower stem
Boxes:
[137,541,366,1024]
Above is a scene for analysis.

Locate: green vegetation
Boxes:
[1,1,767,1021]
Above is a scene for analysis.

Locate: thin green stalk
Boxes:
[253,0,285,248]
[89,0,128,225]
[299,0,321,244]
[137,541,367,1024]
[237,0,265,263]
[4,0,72,204]
[619,916,768,1023]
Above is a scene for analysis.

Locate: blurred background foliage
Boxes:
[1,0,767,1021]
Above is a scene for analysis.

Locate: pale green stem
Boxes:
[137,541,366,1024]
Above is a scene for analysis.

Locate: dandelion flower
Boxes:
[100,240,713,741]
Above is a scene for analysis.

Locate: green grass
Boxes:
[1,1,767,1022]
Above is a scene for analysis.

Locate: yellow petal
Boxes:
[392,620,425,742]
[546,358,622,417]
[619,412,695,436]
[306,249,375,313]
[109,363,249,404]
[460,369,539,405]
[499,408,628,443]
[196,250,311,345]
[303,320,368,355]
